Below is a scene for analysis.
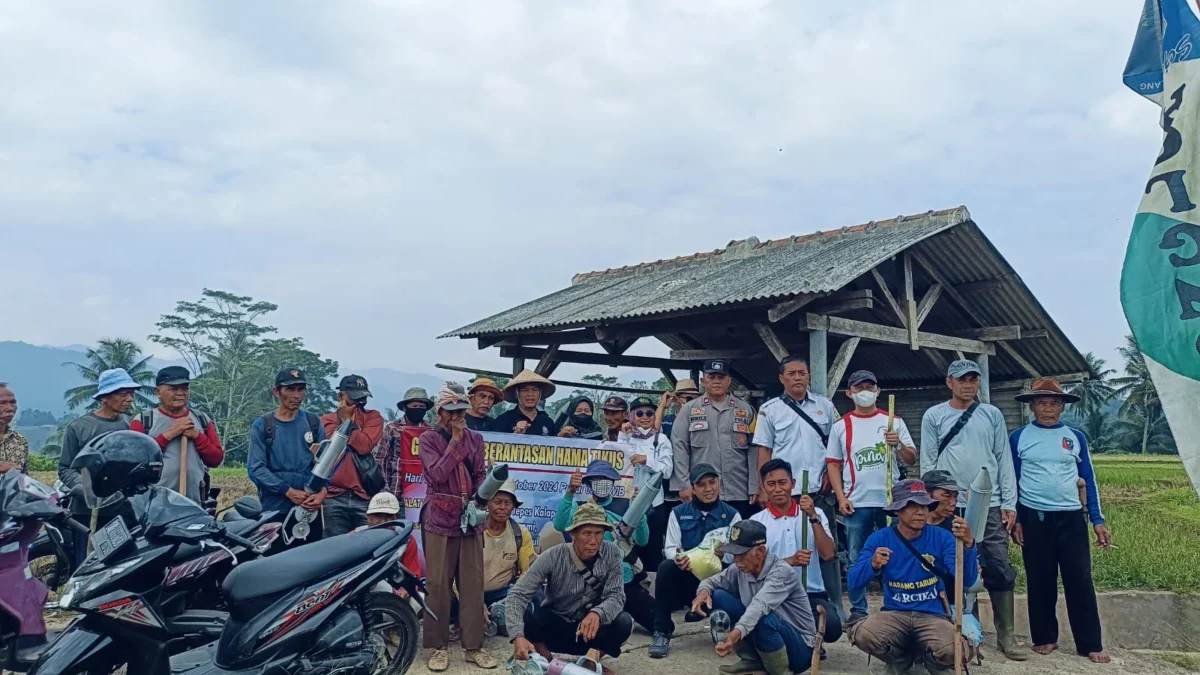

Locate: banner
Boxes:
[398,428,635,576]
[1122,0,1200,497]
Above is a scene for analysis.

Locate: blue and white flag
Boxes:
[1122,0,1200,496]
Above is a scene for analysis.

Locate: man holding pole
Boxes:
[824,369,916,623]
[129,366,225,503]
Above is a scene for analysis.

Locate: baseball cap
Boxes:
[156,366,191,386]
[275,368,307,387]
[723,520,768,555]
[921,470,961,492]
[629,395,656,410]
[703,359,730,375]
[885,478,939,513]
[690,463,720,485]
[601,396,629,412]
[338,374,372,400]
[367,492,401,515]
[947,359,982,379]
[847,369,877,387]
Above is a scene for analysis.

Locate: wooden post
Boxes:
[179,436,189,495]
[977,354,991,404]
[512,357,525,375]
[809,328,828,397]
[904,254,919,349]
[954,536,964,675]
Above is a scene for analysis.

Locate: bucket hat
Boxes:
[397,387,434,410]
[567,502,613,532]
[494,478,523,508]
[1014,377,1081,404]
[93,369,142,399]
[884,478,939,514]
[583,459,621,482]
[503,370,556,403]
[674,379,700,396]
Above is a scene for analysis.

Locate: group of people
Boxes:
[0,349,1112,674]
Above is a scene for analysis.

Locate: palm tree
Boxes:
[1111,403,1176,454]
[1111,334,1165,455]
[1076,408,1116,453]
[1067,352,1116,416]
[63,338,156,411]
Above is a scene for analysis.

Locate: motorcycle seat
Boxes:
[221,529,400,605]
[171,519,262,562]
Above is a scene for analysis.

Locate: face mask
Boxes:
[852,390,878,408]
[405,408,427,424]
[589,479,614,498]
[570,413,593,428]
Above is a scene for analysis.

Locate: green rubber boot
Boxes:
[758,647,792,675]
[719,642,766,675]
[992,591,1029,661]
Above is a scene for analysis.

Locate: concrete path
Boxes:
[406,613,1190,675]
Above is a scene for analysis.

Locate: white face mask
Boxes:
[852,389,878,408]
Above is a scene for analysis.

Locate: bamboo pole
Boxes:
[179,436,189,495]
[800,469,810,589]
[886,395,896,519]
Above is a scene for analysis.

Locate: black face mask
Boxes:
[570,413,593,428]
[404,408,427,425]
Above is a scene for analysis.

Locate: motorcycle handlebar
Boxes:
[63,517,91,535]
[221,528,256,550]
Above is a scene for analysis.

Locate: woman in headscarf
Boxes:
[555,396,603,440]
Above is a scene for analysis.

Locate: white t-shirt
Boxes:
[750,502,832,594]
[824,411,914,508]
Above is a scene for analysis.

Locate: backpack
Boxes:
[140,408,212,435]
[262,411,385,496]
[510,523,525,579]
[261,411,321,472]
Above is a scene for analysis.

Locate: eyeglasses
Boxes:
[633,410,655,418]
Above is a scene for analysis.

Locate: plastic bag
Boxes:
[951,607,983,647]
[678,526,731,580]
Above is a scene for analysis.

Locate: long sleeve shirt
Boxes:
[418,426,486,537]
[848,525,978,616]
[1010,422,1104,525]
[320,409,385,500]
[246,412,327,512]
[505,542,626,638]
[663,507,742,560]
[699,552,816,643]
[129,408,225,502]
[58,413,131,513]
[919,402,1016,510]
[618,429,674,507]
[553,494,648,583]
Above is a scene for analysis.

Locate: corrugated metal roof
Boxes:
[442,207,971,338]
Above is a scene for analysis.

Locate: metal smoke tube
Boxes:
[963,467,993,600]
[286,418,354,542]
[462,464,510,533]
[616,470,662,540]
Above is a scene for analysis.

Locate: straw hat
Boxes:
[1014,377,1080,404]
[567,502,613,532]
[674,379,700,396]
[503,369,556,403]
[468,377,504,401]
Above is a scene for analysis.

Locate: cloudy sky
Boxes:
[0,0,1165,381]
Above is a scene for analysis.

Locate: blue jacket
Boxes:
[848,525,978,616]
[247,411,327,511]
[674,499,740,551]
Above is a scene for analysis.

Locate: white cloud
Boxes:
[0,0,1166,376]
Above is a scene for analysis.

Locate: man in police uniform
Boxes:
[670,360,758,519]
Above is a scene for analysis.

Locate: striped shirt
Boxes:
[504,541,626,638]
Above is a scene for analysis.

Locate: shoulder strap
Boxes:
[937,402,980,457]
[304,411,320,439]
[511,524,524,577]
[260,413,276,469]
[139,410,153,434]
[891,525,955,591]
[780,396,829,445]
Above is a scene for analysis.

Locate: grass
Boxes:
[1008,454,1200,595]
[1156,652,1200,671]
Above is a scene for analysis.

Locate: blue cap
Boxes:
[947,359,982,379]
[583,459,621,482]
[93,369,142,399]
[847,369,877,387]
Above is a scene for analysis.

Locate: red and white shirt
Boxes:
[824,410,914,508]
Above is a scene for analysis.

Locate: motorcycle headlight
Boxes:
[59,556,144,609]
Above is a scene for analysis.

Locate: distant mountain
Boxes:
[350,368,445,412]
[1,341,98,415]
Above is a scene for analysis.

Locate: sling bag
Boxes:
[936,402,980,458]
[892,525,956,593]
[780,395,829,446]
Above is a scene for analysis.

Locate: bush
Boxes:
[26,454,58,472]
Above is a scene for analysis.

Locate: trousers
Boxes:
[522,605,633,658]
[652,559,702,636]
[1017,504,1104,655]
[844,506,886,617]
[625,578,656,633]
[322,491,369,537]
[635,502,671,571]
[712,589,814,672]
[424,532,485,650]
[849,610,963,671]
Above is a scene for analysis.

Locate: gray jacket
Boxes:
[505,541,625,639]
[671,394,757,500]
[699,552,815,644]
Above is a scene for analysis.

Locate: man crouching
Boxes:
[691,520,816,675]
[507,503,633,668]
[847,479,977,674]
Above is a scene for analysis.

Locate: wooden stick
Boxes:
[179,435,189,495]
[886,395,896,515]
[800,469,810,589]
[954,491,967,675]
[810,605,826,675]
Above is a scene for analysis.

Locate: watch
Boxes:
[808,517,821,524]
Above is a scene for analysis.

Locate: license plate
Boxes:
[92,516,132,562]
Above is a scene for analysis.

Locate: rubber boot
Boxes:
[719,642,766,675]
[758,646,792,675]
[991,591,1028,661]
[882,660,913,675]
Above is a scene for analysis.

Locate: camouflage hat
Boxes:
[567,503,613,532]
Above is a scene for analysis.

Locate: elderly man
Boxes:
[1010,379,1111,664]
[922,470,961,532]
[59,369,138,564]
[493,370,557,436]
[508,503,633,666]
[691,519,817,675]
[465,378,504,432]
[375,386,433,498]
[847,479,976,674]
[128,366,225,502]
[419,383,496,671]
[318,375,385,536]
[919,359,1024,661]
[601,396,629,441]
[672,360,758,518]
[0,383,29,475]
[650,463,742,659]
[657,378,700,439]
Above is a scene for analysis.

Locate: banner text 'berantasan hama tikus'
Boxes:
[396,428,635,576]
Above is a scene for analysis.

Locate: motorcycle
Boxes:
[35,494,426,675]
[0,472,89,673]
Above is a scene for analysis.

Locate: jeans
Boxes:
[322,491,369,537]
[712,590,814,672]
[845,506,885,617]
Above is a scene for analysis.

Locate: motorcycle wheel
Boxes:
[365,591,419,675]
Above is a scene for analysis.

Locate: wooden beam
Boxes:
[501,345,692,370]
[957,325,1023,341]
[669,348,764,360]
[826,337,861,393]
[535,344,560,376]
[809,296,875,315]
[882,372,1088,391]
[923,348,950,374]
[658,369,678,387]
[753,323,791,362]
[870,268,908,326]
[481,328,598,348]
[955,351,966,360]
[436,364,670,395]
[768,293,822,323]
[809,327,829,397]
[999,341,1040,378]
[915,283,942,328]
[977,353,991,403]
[600,339,637,356]
[803,314,996,355]
[909,251,986,325]
[1022,328,1050,339]
[903,254,918,350]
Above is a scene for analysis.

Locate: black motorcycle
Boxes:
[33,486,424,675]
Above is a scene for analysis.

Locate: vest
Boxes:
[674,499,739,552]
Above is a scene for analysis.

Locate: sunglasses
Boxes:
[633,410,655,418]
